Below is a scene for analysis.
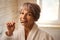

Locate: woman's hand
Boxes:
[5,21,15,36]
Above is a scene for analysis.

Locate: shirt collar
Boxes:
[27,23,38,40]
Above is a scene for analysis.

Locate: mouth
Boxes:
[21,21,28,25]
[21,21,28,23]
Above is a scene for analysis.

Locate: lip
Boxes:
[21,21,27,23]
[21,22,25,23]
[21,21,27,25]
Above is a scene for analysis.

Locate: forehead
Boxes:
[20,5,32,13]
[21,9,29,14]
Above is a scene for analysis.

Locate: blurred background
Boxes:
[0,0,60,40]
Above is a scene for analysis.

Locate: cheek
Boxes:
[27,17,34,22]
[19,15,22,21]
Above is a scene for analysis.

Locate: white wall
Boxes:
[0,0,18,36]
[18,0,36,9]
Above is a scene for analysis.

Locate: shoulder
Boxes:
[37,28,54,40]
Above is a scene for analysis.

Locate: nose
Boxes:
[23,14,26,19]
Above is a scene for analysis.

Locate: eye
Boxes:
[22,13,24,14]
[28,13,32,16]
[20,12,24,14]
[28,14,31,16]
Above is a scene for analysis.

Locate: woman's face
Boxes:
[19,9,35,26]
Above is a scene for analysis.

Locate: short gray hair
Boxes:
[20,2,41,21]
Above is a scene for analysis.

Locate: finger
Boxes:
[10,21,15,26]
[6,21,15,30]
[13,22,15,26]
[7,23,12,27]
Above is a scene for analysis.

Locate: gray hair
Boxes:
[20,2,41,21]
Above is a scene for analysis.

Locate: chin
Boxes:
[21,23,27,26]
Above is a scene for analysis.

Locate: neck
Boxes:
[24,23,34,40]
[24,23,34,32]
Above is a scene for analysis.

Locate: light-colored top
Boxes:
[1,24,54,40]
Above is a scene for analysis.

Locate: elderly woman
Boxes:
[1,2,54,40]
